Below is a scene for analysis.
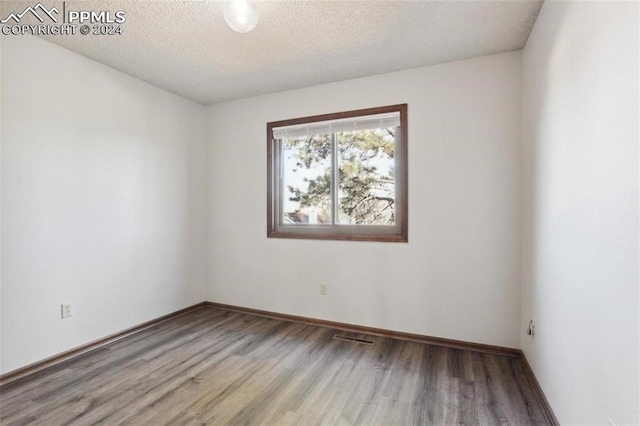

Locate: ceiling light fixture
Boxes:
[224,0,259,33]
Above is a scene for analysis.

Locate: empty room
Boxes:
[0,0,638,424]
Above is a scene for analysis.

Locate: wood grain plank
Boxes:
[0,307,551,425]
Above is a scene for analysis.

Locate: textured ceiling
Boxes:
[1,0,543,105]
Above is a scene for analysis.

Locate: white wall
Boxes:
[1,36,208,374]
[521,1,639,424]
[206,51,523,348]
[0,33,3,372]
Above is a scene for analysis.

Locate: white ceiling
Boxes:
[1,0,543,105]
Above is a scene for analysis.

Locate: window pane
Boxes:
[282,134,332,225]
[337,128,395,225]
[268,104,407,242]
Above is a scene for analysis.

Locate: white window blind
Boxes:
[272,112,400,140]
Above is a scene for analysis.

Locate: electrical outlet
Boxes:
[527,318,535,337]
[320,283,328,295]
[61,303,72,319]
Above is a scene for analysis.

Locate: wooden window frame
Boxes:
[267,104,408,242]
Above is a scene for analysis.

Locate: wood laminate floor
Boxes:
[0,307,549,425]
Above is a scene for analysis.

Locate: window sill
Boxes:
[267,230,408,243]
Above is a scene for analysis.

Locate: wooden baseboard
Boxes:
[204,301,521,357]
[518,352,560,426]
[0,302,206,387]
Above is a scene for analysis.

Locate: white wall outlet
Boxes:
[320,283,328,295]
[527,317,535,337]
[61,303,72,319]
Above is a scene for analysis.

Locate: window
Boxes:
[267,104,408,242]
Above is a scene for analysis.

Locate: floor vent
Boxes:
[333,335,375,345]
